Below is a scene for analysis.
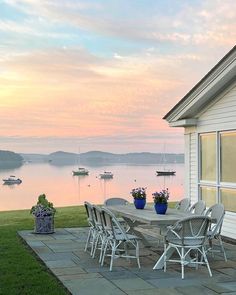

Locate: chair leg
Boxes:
[84,227,92,252]
[163,244,170,272]
[208,238,214,258]
[181,247,185,280]
[92,233,100,258]
[90,231,96,256]
[218,236,227,262]
[124,241,129,261]
[110,241,116,271]
[99,235,106,263]
[136,241,141,268]
[101,239,109,266]
[201,246,212,277]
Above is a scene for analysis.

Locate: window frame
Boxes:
[198,130,236,212]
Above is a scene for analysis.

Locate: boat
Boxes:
[72,148,89,176]
[72,167,89,176]
[156,144,176,176]
[99,171,113,179]
[156,170,176,176]
[3,175,22,185]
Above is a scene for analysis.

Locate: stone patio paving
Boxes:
[18,228,236,295]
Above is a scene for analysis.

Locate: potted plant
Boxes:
[131,187,147,209]
[152,188,169,214]
[30,194,56,234]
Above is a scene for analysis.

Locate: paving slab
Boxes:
[64,277,126,295]
[51,266,86,276]
[176,285,218,294]
[111,277,155,291]
[126,288,182,295]
[18,228,236,295]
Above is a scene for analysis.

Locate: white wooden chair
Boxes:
[205,203,227,261]
[104,197,130,231]
[175,198,191,212]
[84,201,97,255]
[100,207,141,271]
[91,205,107,263]
[104,197,129,206]
[163,215,212,279]
[189,200,206,215]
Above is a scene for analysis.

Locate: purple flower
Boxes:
[131,187,147,199]
[152,188,170,204]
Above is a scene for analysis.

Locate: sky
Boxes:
[0,0,235,154]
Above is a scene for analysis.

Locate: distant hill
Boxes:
[20,150,184,166]
[47,150,184,165]
[80,151,184,165]
[0,150,23,169]
[20,153,48,162]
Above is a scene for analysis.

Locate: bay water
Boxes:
[0,163,184,212]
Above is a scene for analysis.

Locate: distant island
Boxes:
[0,149,184,169]
[19,150,184,166]
[0,150,24,169]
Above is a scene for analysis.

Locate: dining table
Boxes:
[106,204,194,270]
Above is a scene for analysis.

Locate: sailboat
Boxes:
[72,149,89,176]
[156,145,176,176]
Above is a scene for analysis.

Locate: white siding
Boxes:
[196,82,236,240]
[189,133,198,204]
[198,82,236,132]
[222,212,236,240]
[184,128,198,204]
[184,133,190,198]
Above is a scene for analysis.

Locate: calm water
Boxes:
[0,163,184,211]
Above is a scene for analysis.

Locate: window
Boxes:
[220,132,236,183]
[199,131,236,213]
[220,188,236,212]
[200,186,216,207]
[200,133,216,181]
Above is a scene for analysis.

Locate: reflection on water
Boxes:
[0,161,23,171]
[0,163,184,211]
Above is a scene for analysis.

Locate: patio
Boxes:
[19,227,236,295]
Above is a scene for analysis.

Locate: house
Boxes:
[164,45,236,240]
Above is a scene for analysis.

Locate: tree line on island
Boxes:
[0,150,24,169]
[0,150,184,168]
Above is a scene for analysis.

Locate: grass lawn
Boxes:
[0,206,87,295]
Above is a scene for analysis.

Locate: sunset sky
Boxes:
[0,0,235,154]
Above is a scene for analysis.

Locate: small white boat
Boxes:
[3,175,22,185]
[99,171,113,179]
[72,167,89,176]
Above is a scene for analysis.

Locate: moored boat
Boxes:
[3,175,22,185]
[99,171,113,179]
[156,170,176,176]
[72,167,89,176]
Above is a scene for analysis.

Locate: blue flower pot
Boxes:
[154,203,168,214]
[134,198,146,209]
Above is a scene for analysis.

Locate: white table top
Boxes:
[106,204,192,226]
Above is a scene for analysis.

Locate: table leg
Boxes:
[153,247,176,270]
[122,217,151,247]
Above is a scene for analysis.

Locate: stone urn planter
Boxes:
[34,215,54,234]
[31,194,56,234]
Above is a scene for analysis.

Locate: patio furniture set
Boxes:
[84,197,227,279]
